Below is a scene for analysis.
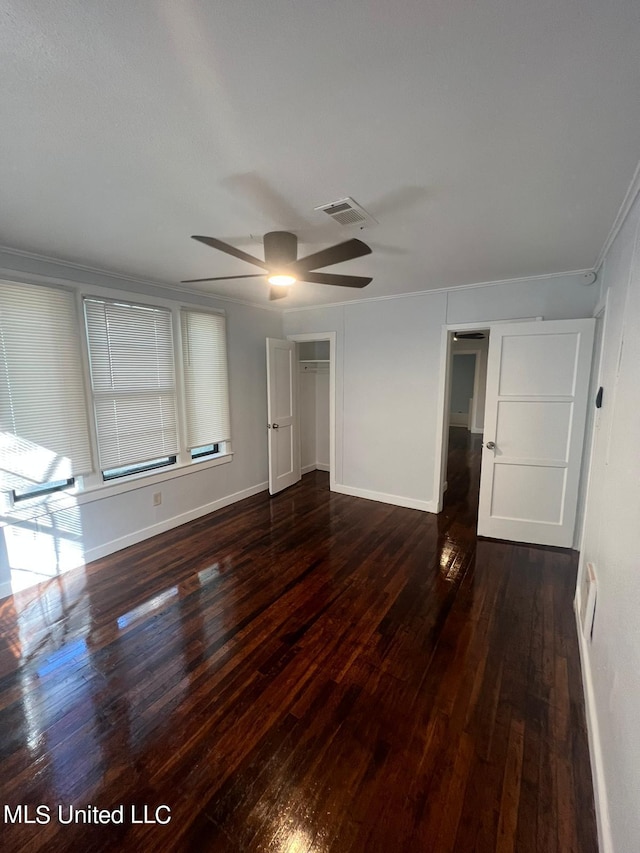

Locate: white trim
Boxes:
[0,248,281,313]
[287,332,337,491]
[333,483,436,513]
[301,463,331,475]
[282,270,593,313]
[0,244,599,315]
[0,581,12,601]
[75,453,233,505]
[573,601,613,853]
[433,325,452,512]
[592,290,608,320]
[449,412,469,427]
[84,480,268,563]
[575,291,609,554]
[593,157,640,273]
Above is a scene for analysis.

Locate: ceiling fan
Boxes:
[182,231,372,300]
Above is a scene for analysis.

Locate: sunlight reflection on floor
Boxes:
[2,504,85,595]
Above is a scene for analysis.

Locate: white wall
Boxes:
[315,369,330,469]
[450,353,476,419]
[577,190,640,853]
[80,295,282,561]
[283,273,597,511]
[298,365,330,473]
[0,251,282,595]
[450,335,489,432]
[299,367,317,472]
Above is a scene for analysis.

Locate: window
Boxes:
[12,478,76,502]
[0,282,92,501]
[84,298,178,479]
[181,309,230,456]
[102,456,177,481]
[190,443,220,460]
[1,284,232,502]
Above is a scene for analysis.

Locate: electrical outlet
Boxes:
[153,492,162,507]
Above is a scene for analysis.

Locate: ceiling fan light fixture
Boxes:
[268,273,296,287]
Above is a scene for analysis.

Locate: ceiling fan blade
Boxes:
[287,238,372,274]
[269,287,289,301]
[301,272,372,288]
[181,273,265,283]
[191,235,269,270]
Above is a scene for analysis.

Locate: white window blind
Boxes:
[0,281,92,479]
[84,298,178,470]
[181,310,230,449]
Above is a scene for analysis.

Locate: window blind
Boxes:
[84,298,178,470]
[181,310,230,449]
[0,281,92,479]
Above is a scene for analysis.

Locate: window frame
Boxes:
[74,284,233,498]
[83,295,180,476]
[0,279,96,509]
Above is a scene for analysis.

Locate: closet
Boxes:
[297,341,330,474]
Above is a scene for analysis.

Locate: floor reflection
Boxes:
[436,426,483,582]
[1,431,86,598]
[2,503,85,594]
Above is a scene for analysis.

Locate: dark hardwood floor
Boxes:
[0,428,597,852]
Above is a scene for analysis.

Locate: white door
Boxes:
[266,338,300,495]
[478,319,595,547]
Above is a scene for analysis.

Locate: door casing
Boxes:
[286,332,337,491]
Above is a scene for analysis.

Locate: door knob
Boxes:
[485,441,496,450]
[272,423,279,429]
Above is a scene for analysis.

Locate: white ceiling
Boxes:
[1,0,639,309]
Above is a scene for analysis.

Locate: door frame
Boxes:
[286,332,337,491]
[433,318,542,513]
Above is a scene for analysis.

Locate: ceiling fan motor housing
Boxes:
[263,231,298,268]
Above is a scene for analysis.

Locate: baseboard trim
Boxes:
[301,463,330,475]
[449,413,469,427]
[332,483,436,513]
[85,481,269,564]
[573,597,613,853]
[470,427,484,435]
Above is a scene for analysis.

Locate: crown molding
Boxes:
[281,267,593,313]
[0,246,282,313]
[593,157,640,273]
[0,244,598,316]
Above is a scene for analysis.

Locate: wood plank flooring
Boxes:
[0,428,598,851]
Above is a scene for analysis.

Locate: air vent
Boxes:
[314,197,378,229]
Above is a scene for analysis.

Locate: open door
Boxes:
[478,318,594,547]
[266,338,300,495]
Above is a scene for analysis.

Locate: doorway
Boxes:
[297,339,330,476]
[286,332,336,489]
[443,329,489,517]
[434,318,595,547]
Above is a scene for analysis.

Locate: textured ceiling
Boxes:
[1,0,639,308]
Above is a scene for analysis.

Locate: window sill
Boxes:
[74,452,234,505]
